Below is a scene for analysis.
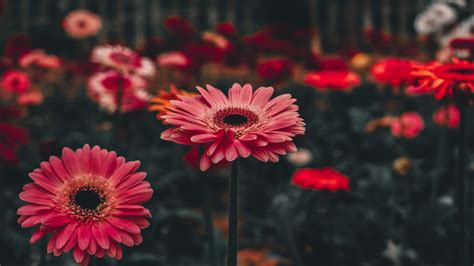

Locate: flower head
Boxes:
[160,83,305,171]
[149,84,195,120]
[91,45,155,78]
[1,70,31,93]
[17,144,153,265]
[63,9,102,39]
[19,50,62,70]
[304,70,360,91]
[256,58,293,82]
[291,167,350,191]
[371,58,416,86]
[390,112,425,139]
[156,51,191,70]
[432,104,460,128]
[87,71,150,113]
[408,60,474,103]
[164,16,196,39]
[286,148,313,167]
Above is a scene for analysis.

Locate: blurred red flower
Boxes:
[390,112,425,139]
[371,58,416,86]
[1,70,31,93]
[432,104,460,128]
[408,60,474,104]
[3,35,32,61]
[164,16,196,40]
[0,106,27,164]
[291,167,350,192]
[304,70,360,91]
[256,58,293,81]
[449,37,474,51]
[320,58,348,71]
[215,22,237,37]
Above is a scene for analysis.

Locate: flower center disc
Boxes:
[72,187,103,211]
[223,114,248,126]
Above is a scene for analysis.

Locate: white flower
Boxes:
[414,2,457,34]
[286,148,313,166]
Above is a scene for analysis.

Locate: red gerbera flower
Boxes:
[291,167,350,191]
[408,60,474,103]
[160,83,305,171]
[91,45,155,78]
[304,70,361,91]
[371,58,416,86]
[390,112,425,139]
[87,71,150,113]
[17,144,153,265]
[1,70,31,93]
[432,104,460,128]
[256,58,293,82]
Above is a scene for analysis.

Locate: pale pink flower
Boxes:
[91,45,155,78]
[87,71,150,113]
[19,50,62,70]
[156,51,191,69]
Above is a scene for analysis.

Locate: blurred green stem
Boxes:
[227,159,239,266]
[200,147,219,266]
[456,105,467,266]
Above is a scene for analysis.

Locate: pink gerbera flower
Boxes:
[161,83,306,171]
[17,144,153,265]
[88,71,150,113]
[63,9,102,39]
[91,45,156,78]
[1,70,31,93]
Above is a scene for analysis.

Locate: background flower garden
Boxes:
[0,0,473,265]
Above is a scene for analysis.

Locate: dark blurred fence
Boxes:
[0,0,466,50]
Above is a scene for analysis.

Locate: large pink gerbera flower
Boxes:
[63,9,102,39]
[91,45,156,78]
[87,71,150,113]
[17,144,153,265]
[161,83,306,171]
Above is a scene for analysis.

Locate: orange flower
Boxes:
[149,84,195,120]
[408,60,474,103]
[238,249,279,266]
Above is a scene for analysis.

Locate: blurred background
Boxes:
[0,0,474,265]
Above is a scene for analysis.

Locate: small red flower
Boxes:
[0,123,28,164]
[291,167,350,192]
[432,104,460,128]
[390,112,425,139]
[371,58,416,86]
[304,70,361,91]
[256,58,293,81]
[1,70,31,94]
[164,16,196,39]
[408,60,474,103]
[216,22,237,37]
